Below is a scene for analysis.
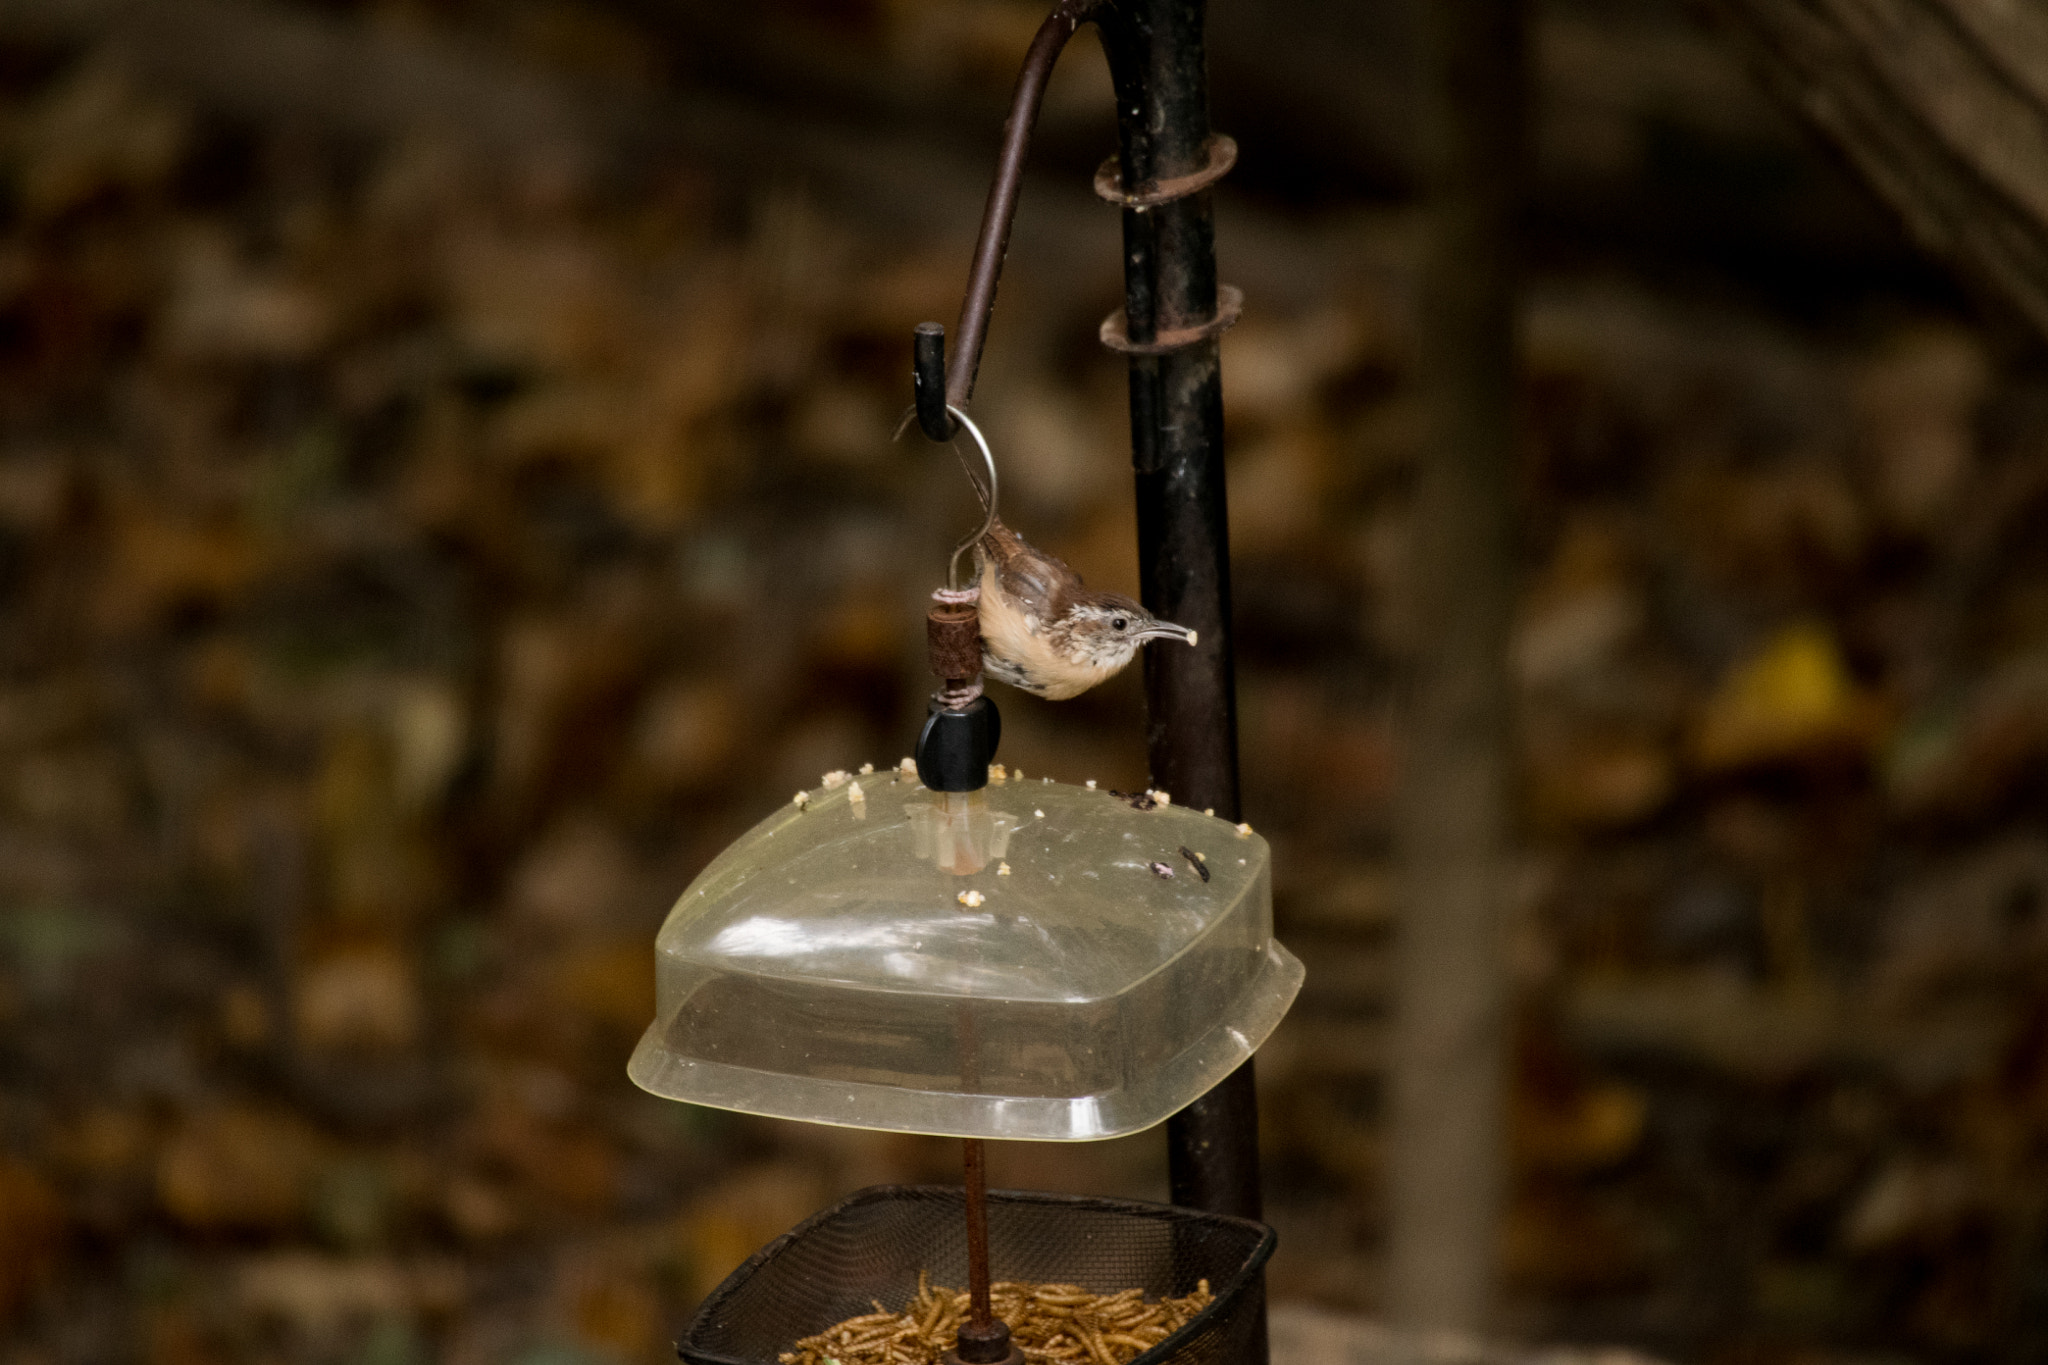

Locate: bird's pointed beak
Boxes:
[1135,620,1199,646]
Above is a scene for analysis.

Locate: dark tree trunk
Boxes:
[1387,0,1525,1333]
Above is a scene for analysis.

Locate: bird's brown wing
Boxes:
[979,518,1080,622]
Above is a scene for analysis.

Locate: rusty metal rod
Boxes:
[944,0,1107,412]
[963,1138,994,1330]
[953,1004,1009,1363]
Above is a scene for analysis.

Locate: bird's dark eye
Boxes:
[1111,616,1127,631]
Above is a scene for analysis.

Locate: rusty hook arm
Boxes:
[949,0,1108,409]
[914,0,1108,441]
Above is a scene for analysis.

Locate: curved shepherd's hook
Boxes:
[911,0,1111,442]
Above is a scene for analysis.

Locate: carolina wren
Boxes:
[975,516,1197,699]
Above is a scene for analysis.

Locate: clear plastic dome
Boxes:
[628,773,1302,1141]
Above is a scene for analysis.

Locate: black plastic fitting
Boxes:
[913,322,956,441]
[949,1321,1021,1365]
[915,695,1001,792]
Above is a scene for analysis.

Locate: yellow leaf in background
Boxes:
[676,1165,828,1304]
[1526,731,1673,831]
[1693,623,1877,770]
[1514,1082,1648,1173]
[552,941,656,1037]
[16,61,187,221]
[55,1105,152,1176]
[101,507,259,630]
[157,1106,324,1232]
[293,944,423,1054]
[569,1269,664,1361]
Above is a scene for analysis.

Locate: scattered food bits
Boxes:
[1235,822,1253,838]
[793,791,810,809]
[899,757,917,774]
[1203,807,1215,817]
[848,781,865,805]
[1152,790,1172,807]
[1187,629,1199,646]
[1085,780,1097,789]
[1012,769,1023,781]
[1034,809,1045,819]
[988,763,1007,783]
[1148,861,1176,879]
[957,890,985,907]
[1180,846,1211,882]
[858,762,874,775]
[822,770,850,790]
[997,862,1011,876]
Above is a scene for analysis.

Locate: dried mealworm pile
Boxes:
[779,1272,1214,1365]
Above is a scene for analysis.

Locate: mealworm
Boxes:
[784,1277,1214,1365]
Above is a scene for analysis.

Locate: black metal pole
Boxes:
[1095,5,1264,1346]
[1096,0,1240,831]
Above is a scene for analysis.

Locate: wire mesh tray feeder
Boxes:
[678,1185,1276,1365]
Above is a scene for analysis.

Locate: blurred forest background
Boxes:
[2,0,2047,1363]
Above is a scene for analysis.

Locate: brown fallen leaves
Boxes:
[0,1156,64,1320]
[781,1274,1214,1365]
[156,1106,327,1232]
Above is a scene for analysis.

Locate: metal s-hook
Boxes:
[943,406,999,592]
[891,400,998,593]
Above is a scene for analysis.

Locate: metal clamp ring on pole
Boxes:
[1093,134,1237,210]
[1099,284,1243,355]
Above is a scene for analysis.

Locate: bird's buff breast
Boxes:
[977,560,1118,701]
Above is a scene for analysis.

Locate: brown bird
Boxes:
[976,516,1197,699]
